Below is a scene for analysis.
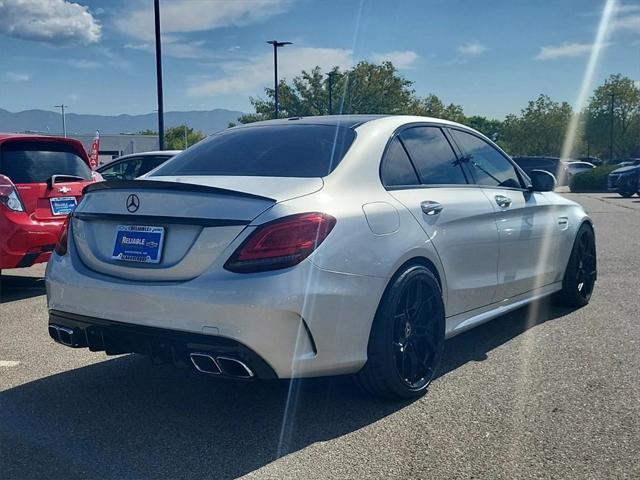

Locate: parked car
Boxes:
[563,161,595,183]
[0,134,97,271]
[578,156,602,166]
[607,159,640,197]
[46,116,596,399]
[512,156,568,184]
[97,150,181,181]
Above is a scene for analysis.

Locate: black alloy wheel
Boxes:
[356,265,445,399]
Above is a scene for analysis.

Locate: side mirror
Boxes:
[529,169,556,192]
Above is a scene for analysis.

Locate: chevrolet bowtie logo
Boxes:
[126,194,140,213]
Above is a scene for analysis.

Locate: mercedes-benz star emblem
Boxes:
[126,194,140,213]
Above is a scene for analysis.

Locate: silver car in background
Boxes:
[45,115,596,399]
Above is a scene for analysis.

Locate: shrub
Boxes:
[569,165,618,192]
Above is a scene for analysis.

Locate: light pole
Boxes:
[609,92,615,163]
[267,40,292,118]
[54,104,68,137]
[184,124,188,149]
[326,71,337,115]
[154,0,165,150]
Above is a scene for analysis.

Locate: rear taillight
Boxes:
[0,174,25,212]
[224,213,336,273]
[54,215,72,256]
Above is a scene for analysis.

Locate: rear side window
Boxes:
[450,130,522,189]
[399,127,467,185]
[139,155,171,175]
[152,125,356,178]
[381,137,419,187]
[0,141,91,184]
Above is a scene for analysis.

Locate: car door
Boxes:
[448,128,560,301]
[383,125,500,316]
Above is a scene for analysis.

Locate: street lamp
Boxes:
[326,71,337,115]
[54,104,68,137]
[154,0,165,150]
[267,40,292,118]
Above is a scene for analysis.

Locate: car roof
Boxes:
[112,150,182,160]
[231,115,387,129]
[0,133,90,160]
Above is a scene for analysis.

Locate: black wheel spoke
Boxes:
[391,276,442,389]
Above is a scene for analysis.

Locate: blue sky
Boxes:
[0,0,638,118]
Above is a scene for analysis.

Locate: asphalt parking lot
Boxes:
[1,192,638,480]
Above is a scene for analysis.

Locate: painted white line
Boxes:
[0,360,20,367]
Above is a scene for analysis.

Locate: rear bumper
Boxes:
[0,211,62,268]
[48,310,277,379]
[46,245,388,379]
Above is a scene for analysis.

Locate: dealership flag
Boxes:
[88,130,100,170]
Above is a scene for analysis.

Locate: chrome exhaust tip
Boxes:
[189,352,222,375]
[48,324,77,347]
[216,356,254,379]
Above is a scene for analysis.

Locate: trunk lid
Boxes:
[72,177,323,281]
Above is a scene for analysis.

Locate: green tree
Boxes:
[584,74,640,161]
[238,62,466,123]
[498,94,573,156]
[164,125,205,150]
[465,116,503,142]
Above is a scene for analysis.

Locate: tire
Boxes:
[619,191,634,198]
[355,265,445,399]
[555,224,597,308]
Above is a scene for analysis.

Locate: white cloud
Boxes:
[613,14,640,33]
[66,59,101,69]
[5,72,31,82]
[188,47,353,97]
[457,42,488,56]
[125,39,209,59]
[535,42,596,60]
[118,0,293,42]
[0,0,101,45]
[370,50,419,69]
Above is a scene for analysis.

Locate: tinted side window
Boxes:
[99,158,143,180]
[139,155,172,176]
[399,127,467,185]
[381,137,419,187]
[450,130,522,189]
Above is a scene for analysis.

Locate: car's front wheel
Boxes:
[356,265,445,399]
[619,190,635,198]
[555,223,597,307]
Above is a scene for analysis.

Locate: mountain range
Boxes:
[0,108,245,135]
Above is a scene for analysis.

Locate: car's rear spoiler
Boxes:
[83,180,275,202]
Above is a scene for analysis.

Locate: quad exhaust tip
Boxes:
[189,352,254,379]
[49,324,77,347]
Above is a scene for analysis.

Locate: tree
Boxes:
[584,74,640,161]
[238,62,464,123]
[164,125,205,150]
[465,116,503,142]
[498,94,573,156]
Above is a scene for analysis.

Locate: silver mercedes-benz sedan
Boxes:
[45,115,596,399]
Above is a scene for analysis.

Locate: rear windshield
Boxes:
[0,141,91,183]
[151,124,356,178]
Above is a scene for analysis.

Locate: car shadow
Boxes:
[1,300,574,479]
[0,274,46,303]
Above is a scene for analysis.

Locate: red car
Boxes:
[0,134,97,271]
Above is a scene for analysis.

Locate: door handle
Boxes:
[420,201,443,216]
[494,194,512,208]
